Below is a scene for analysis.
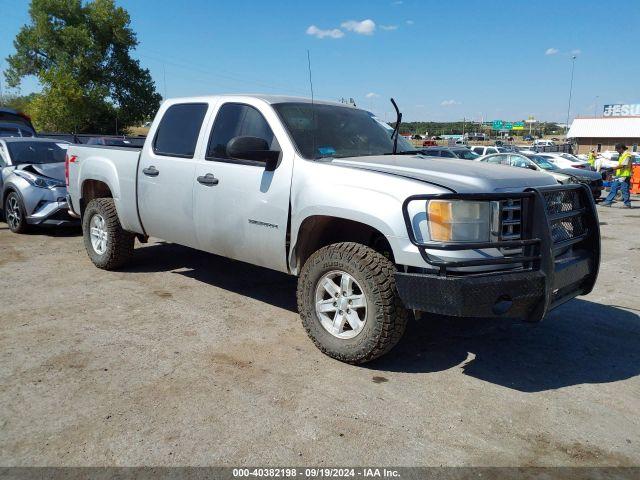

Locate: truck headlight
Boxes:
[427,200,491,242]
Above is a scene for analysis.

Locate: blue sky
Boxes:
[1,0,638,122]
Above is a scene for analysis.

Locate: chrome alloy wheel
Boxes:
[315,270,367,339]
[5,195,21,230]
[89,213,108,255]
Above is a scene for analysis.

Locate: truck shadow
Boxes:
[125,241,640,393]
[368,300,640,392]
[126,240,298,312]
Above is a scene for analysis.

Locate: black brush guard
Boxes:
[395,184,600,322]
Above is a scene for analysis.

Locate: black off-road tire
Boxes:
[83,198,135,270]
[4,191,29,234]
[297,242,408,364]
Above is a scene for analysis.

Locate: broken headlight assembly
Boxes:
[13,170,65,189]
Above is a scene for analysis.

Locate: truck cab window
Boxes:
[153,103,208,158]
[207,103,277,160]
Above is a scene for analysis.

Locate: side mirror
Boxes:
[227,136,280,171]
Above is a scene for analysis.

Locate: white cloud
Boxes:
[406,20,414,25]
[380,24,398,31]
[545,47,559,55]
[571,49,582,55]
[341,19,376,35]
[440,99,460,106]
[365,92,380,98]
[306,25,344,39]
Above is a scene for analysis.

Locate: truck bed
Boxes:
[66,144,144,234]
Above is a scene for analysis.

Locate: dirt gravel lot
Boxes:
[0,205,639,467]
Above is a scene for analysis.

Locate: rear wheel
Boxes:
[297,242,408,364]
[4,192,29,234]
[83,198,135,270]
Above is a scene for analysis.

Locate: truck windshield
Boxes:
[273,102,415,159]
[6,141,68,165]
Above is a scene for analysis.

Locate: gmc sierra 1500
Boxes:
[66,95,600,363]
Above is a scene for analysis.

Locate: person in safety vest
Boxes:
[587,149,597,168]
[601,143,633,208]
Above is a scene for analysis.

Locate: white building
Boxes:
[567,116,640,154]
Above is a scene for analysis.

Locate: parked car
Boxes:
[66,94,600,364]
[37,132,80,143]
[465,133,487,141]
[421,139,437,147]
[537,152,593,171]
[419,146,480,160]
[86,137,137,147]
[0,107,36,138]
[477,152,603,198]
[469,145,510,156]
[523,135,534,141]
[0,138,77,232]
[477,152,574,184]
[534,139,556,147]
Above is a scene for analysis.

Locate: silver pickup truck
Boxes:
[66,95,600,364]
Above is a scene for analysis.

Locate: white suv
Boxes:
[470,145,510,156]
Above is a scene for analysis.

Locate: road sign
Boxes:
[492,120,525,131]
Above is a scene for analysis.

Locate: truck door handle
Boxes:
[197,173,219,186]
[142,166,159,177]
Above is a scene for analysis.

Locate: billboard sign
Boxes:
[603,104,640,117]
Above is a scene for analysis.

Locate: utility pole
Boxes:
[565,55,577,135]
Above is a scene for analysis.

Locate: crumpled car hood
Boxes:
[332,155,558,193]
[17,162,65,182]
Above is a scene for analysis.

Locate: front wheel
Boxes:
[82,198,135,270]
[4,192,29,234]
[297,242,408,364]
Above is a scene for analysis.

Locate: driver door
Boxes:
[193,101,294,272]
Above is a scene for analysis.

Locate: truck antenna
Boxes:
[390,98,402,154]
[307,50,318,158]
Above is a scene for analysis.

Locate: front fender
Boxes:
[289,161,448,272]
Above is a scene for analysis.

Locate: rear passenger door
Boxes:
[193,101,294,272]
[137,102,210,247]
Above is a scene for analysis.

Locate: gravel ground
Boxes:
[0,204,638,467]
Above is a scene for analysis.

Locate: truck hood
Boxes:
[332,155,558,193]
[17,162,65,182]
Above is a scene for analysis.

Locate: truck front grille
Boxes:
[542,189,588,247]
[497,199,523,256]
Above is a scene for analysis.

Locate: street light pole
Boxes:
[565,55,577,135]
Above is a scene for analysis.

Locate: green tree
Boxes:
[0,93,38,112]
[4,0,161,133]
